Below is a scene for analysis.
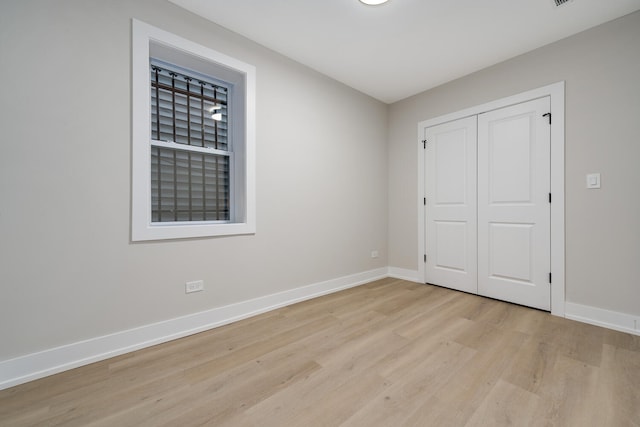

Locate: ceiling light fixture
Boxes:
[359,0,389,5]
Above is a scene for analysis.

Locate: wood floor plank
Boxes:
[240,332,410,425]
[341,340,477,427]
[594,344,640,426]
[413,324,529,426]
[155,355,320,427]
[183,315,334,383]
[464,379,542,427]
[254,372,390,427]
[500,335,560,395]
[1,280,638,427]
[533,353,603,427]
[380,317,476,381]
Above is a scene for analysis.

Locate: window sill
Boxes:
[132,221,256,242]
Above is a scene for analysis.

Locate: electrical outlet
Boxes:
[371,250,379,258]
[185,280,204,294]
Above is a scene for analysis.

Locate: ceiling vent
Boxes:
[553,0,574,6]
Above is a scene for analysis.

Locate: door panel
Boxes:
[488,222,533,283]
[489,115,533,204]
[435,133,467,204]
[478,97,551,310]
[425,117,477,293]
[435,221,467,271]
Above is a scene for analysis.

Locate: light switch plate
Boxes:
[586,173,601,189]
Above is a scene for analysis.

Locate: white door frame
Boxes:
[417,82,565,317]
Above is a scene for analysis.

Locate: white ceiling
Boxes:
[169,0,640,103]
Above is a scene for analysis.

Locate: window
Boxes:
[132,20,256,241]
[150,60,231,222]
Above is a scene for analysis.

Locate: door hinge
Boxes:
[549,193,552,203]
[543,112,552,125]
[424,254,427,263]
[422,139,427,149]
[424,197,426,206]
[549,272,552,284]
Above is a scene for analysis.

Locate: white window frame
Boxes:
[131,19,256,241]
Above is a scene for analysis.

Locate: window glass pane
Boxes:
[151,146,230,222]
[150,63,228,150]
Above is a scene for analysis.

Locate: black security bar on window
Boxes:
[150,62,228,150]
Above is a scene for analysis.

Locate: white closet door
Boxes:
[425,116,477,293]
[477,97,551,310]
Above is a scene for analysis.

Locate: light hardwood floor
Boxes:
[1,278,639,426]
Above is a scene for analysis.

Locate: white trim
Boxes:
[3,265,636,391]
[565,302,640,336]
[417,82,566,316]
[548,84,565,317]
[131,19,256,241]
[0,268,387,391]
[387,267,421,283]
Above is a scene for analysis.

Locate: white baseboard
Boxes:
[387,267,421,283]
[565,302,640,336]
[0,268,387,391]
[5,270,636,391]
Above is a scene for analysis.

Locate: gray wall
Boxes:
[388,11,640,315]
[0,0,388,360]
[1,1,638,363]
